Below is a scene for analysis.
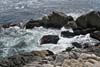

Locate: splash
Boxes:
[0,26,99,58]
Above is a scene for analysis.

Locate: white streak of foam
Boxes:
[61,27,73,32]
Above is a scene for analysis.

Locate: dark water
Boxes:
[0,0,100,23]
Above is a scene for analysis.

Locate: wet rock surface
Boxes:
[61,28,96,38]
[90,31,100,41]
[61,31,75,38]
[25,20,41,29]
[40,35,59,45]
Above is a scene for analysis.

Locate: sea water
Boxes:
[0,0,100,23]
[0,0,100,59]
[0,26,99,59]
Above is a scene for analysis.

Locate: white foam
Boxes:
[61,27,73,32]
[0,26,99,57]
[67,13,82,20]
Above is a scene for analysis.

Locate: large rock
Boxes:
[25,19,41,29]
[61,28,96,38]
[40,35,59,44]
[74,28,96,35]
[72,42,82,48]
[76,11,100,30]
[0,50,54,67]
[25,12,74,29]
[40,11,70,29]
[90,31,100,41]
[64,21,78,29]
[61,31,75,38]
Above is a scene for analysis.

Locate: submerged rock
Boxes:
[76,11,100,30]
[40,35,59,44]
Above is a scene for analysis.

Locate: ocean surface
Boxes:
[0,0,100,59]
[0,0,100,23]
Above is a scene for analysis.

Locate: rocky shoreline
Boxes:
[0,11,100,67]
[23,46,100,67]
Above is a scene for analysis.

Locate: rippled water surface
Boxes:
[0,0,100,23]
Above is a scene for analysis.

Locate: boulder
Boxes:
[74,28,96,35]
[72,42,91,49]
[61,28,96,38]
[0,50,54,67]
[83,43,90,49]
[22,12,75,29]
[31,50,54,57]
[64,21,78,29]
[61,31,75,38]
[25,19,41,29]
[40,35,59,44]
[2,23,11,28]
[72,42,82,48]
[67,16,74,21]
[40,11,69,29]
[76,11,100,30]
[90,31,100,41]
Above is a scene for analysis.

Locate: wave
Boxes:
[0,26,99,59]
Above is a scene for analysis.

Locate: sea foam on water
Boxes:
[0,25,99,58]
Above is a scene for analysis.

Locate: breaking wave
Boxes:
[0,26,99,59]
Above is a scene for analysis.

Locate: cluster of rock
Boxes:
[23,45,100,67]
[0,50,54,67]
[24,11,100,67]
[1,11,100,40]
[1,11,100,67]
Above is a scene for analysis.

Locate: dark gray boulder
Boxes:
[40,35,59,45]
[17,12,74,29]
[61,31,75,38]
[76,11,100,30]
[74,28,96,35]
[72,42,82,48]
[90,31,100,41]
[40,11,69,29]
[25,19,41,29]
